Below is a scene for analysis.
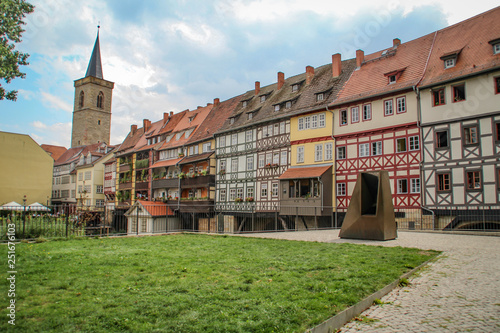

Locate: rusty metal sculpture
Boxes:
[339,171,397,240]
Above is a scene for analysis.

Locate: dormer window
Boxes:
[242,100,248,107]
[440,49,462,69]
[444,58,455,69]
[316,93,324,102]
[488,38,500,55]
[292,84,299,92]
[285,101,292,109]
[247,112,253,120]
[274,105,280,112]
[188,115,197,122]
[384,67,406,84]
[230,117,235,124]
[260,95,266,103]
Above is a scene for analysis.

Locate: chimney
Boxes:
[277,72,285,90]
[255,81,260,95]
[332,53,341,77]
[356,50,364,68]
[131,124,137,135]
[393,38,401,47]
[213,98,220,106]
[306,66,315,85]
[170,111,174,117]
[163,112,169,122]
[143,119,151,132]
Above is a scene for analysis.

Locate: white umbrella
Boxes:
[0,201,24,211]
[28,202,50,211]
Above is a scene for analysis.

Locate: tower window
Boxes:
[97,91,104,108]
[79,91,84,107]
[98,120,101,125]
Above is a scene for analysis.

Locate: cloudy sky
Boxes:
[1,0,498,147]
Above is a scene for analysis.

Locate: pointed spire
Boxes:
[85,26,103,79]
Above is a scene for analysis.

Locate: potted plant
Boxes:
[201,169,208,176]
[219,169,226,175]
[235,197,243,203]
[178,172,186,179]
[245,197,254,202]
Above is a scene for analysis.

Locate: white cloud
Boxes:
[30,121,71,146]
[40,92,73,112]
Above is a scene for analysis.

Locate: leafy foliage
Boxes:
[0,0,34,101]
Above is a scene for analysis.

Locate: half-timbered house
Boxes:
[418,7,500,228]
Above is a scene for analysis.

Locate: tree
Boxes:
[0,0,34,101]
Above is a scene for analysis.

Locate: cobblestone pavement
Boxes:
[239,230,500,332]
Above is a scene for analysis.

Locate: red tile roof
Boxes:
[420,6,500,87]
[332,33,435,106]
[279,165,331,180]
[137,200,173,217]
[40,144,67,161]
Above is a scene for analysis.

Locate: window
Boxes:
[316,93,324,101]
[337,146,346,159]
[96,185,103,194]
[96,199,105,207]
[397,179,408,194]
[304,117,310,130]
[229,189,236,201]
[247,187,254,199]
[97,91,104,108]
[237,188,243,199]
[231,159,238,173]
[297,146,304,163]
[315,144,323,162]
[230,117,235,124]
[219,189,226,201]
[272,183,279,197]
[494,77,500,94]
[273,153,279,165]
[337,183,346,196]
[246,157,254,171]
[292,84,299,92]
[372,141,382,156]
[285,101,292,109]
[396,138,407,152]
[274,123,279,135]
[232,134,238,145]
[298,118,304,131]
[359,143,370,157]
[85,171,91,180]
[78,185,83,193]
[350,107,359,123]
[280,121,285,134]
[409,136,420,151]
[274,105,280,112]
[496,122,500,142]
[246,130,253,142]
[493,43,500,54]
[463,126,478,145]
[262,126,268,137]
[219,136,226,147]
[78,173,83,181]
[433,88,445,106]
[203,142,211,152]
[248,112,253,120]
[258,155,265,168]
[384,100,393,116]
[325,143,333,160]
[453,84,466,102]
[466,171,482,190]
[411,178,420,194]
[396,97,406,113]
[436,131,449,148]
[79,91,84,107]
[340,110,348,125]
[362,104,371,120]
[280,151,287,166]
[318,113,326,128]
[311,115,318,128]
[242,100,248,107]
[220,160,226,173]
[444,58,455,69]
[268,125,273,136]
[261,183,268,197]
[437,173,451,192]
[260,95,266,103]
[266,153,272,165]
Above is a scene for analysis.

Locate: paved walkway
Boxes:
[239,230,500,332]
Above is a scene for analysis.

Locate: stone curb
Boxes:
[306,256,438,333]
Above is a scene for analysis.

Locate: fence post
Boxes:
[65,206,69,238]
[275,207,278,232]
[22,206,26,238]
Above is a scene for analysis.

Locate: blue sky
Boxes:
[1,0,498,147]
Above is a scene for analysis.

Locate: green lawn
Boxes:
[0,234,438,332]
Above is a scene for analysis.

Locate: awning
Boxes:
[150,158,183,169]
[278,165,331,180]
[179,152,213,165]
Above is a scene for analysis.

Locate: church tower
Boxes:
[71,28,114,147]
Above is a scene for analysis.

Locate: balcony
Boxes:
[152,178,179,189]
[118,164,131,172]
[280,198,332,216]
[135,181,149,191]
[118,182,132,190]
[181,175,215,188]
[178,199,215,213]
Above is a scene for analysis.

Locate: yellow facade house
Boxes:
[0,131,54,205]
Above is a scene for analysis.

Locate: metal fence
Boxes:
[1,204,499,242]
